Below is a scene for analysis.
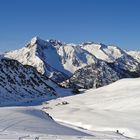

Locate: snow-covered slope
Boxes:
[0,106,93,139]
[0,56,60,105]
[127,51,140,63]
[45,78,140,139]
[81,43,125,62]
[81,43,140,73]
[0,106,133,139]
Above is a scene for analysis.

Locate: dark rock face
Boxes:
[62,58,140,89]
[0,57,57,104]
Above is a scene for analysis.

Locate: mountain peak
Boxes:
[30,36,46,46]
[29,37,64,48]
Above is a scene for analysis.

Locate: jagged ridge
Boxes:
[4,36,140,89]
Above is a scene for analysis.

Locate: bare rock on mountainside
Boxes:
[0,56,58,105]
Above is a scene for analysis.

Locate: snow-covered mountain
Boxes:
[0,56,59,105]
[5,37,140,89]
[5,37,97,82]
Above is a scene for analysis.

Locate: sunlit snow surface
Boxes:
[0,106,132,140]
[0,106,92,140]
[0,78,139,139]
[45,78,140,139]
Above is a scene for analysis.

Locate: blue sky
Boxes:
[0,0,140,52]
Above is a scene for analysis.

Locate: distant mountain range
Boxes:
[0,36,140,104]
[4,36,140,90]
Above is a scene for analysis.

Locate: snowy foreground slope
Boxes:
[0,106,92,140]
[0,106,134,140]
[0,79,139,139]
[45,78,140,139]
